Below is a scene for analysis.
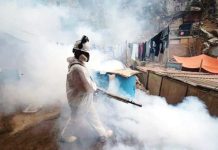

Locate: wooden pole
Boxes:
[97,88,142,107]
[199,58,203,72]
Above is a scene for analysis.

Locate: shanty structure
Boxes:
[137,66,218,116]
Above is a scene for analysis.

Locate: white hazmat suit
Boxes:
[65,56,107,139]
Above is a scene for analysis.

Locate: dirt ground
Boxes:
[0,119,59,150]
[0,103,141,150]
[0,109,108,150]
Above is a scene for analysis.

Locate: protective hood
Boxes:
[67,57,84,71]
[73,40,90,51]
[72,35,90,62]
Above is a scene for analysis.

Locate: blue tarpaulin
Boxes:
[93,70,137,99]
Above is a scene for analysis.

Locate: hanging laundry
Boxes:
[159,43,163,54]
[160,26,170,54]
[150,40,156,61]
[161,26,169,40]
[150,33,161,57]
[138,43,144,61]
[131,43,138,61]
[146,40,151,57]
[142,42,146,61]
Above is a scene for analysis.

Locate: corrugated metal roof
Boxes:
[137,66,218,91]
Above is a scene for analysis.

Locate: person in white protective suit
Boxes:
[61,35,113,143]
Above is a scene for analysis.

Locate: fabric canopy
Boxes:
[174,54,218,74]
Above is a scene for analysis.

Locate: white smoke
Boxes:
[1,1,218,150]
[0,1,71,113]
[0,0,163,113]
[96,91,218,150]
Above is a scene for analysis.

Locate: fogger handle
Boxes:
[96,88,142,107]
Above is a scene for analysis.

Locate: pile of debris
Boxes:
[199,19,218,56]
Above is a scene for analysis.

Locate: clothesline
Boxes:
[130,26,170,61]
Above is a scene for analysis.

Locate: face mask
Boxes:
[74,49,90,62]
